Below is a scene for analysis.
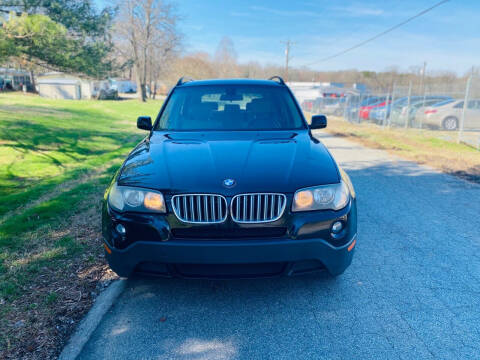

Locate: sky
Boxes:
[100,0,480,74]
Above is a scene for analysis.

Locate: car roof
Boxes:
[178,79,284,87]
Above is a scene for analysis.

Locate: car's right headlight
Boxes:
[108,183,166,213]
[292,181,350,212]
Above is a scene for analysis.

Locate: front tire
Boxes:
[442,116,458,131]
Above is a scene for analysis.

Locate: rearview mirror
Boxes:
[137,116,152,131]
[309,115,327,129]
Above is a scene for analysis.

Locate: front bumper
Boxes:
[105,234,356,278]
[102,198,357,278]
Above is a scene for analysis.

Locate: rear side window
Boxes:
[467,100,480,109]
[433,99,454,107]
[155,85,305,131]
[361,97,379,106]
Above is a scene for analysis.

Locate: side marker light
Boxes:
[104,243,112,254]
[348,239,356,252]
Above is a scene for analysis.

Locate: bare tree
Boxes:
[166,52,217,83]
[214,36,239,78]
[145,42,470,95]
[114,0,181,101]
[148,29,181,98]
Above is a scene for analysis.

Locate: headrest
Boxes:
[224,104,240,112]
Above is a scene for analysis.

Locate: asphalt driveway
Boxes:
[78,132,480,360]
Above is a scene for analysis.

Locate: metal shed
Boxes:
[37,73,109,100]
[37,78,81,99]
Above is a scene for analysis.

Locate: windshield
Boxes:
[155,85,305,131]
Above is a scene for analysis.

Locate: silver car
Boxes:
[416,99,480,130]
[315,97,345,116]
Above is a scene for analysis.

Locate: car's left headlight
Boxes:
[108,183,166,213]
[292,181,350,212]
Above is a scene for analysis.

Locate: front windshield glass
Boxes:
[155,85,305,131]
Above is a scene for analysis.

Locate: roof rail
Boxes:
[176,77,194,86]
[268,76,286,85]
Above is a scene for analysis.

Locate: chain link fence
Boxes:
[294,75,480,149]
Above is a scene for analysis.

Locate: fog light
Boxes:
[115,224,126,235]
[331,221,343,234]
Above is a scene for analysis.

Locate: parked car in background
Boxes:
[369,104,393,124]
[301,99,315,112]
[414,99,454,122]
[314,97,346,116]
[400,97,453,125]
[418,99,480,130]
[387,96,450,125]
[370,96,423,123]
[359,98,390,120]
[96,88,119,100]
[397,96,452,117]
[346,96,384,122]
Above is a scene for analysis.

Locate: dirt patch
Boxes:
[0,194,117,360]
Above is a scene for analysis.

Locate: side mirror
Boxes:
[137,116,152,131]
[309,115,327,129]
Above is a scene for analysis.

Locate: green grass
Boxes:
[0,93,163,356]
[0,93,161,300]
[45,292,58,305]
[0,94,161,218]
[324,117,480,183]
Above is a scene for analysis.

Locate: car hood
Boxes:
[117,131,339,194]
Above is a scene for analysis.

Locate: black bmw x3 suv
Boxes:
[102,77,357,278]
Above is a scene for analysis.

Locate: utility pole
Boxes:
[419,61,427,94]
[404,81,412,128]
[458,67,474,144]
[281,40,295,83]
[418,61,427,129]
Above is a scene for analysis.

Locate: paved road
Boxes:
[79,133,480,360]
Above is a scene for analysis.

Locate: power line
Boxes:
[302,0,451,67]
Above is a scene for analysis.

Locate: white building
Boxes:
[37,73,110,100]
[109,79,137,93]
[0,68,32,90]
[287,81,364,105]
[286,82,324,105]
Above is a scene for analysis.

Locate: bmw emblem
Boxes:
[223,178,236,188]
